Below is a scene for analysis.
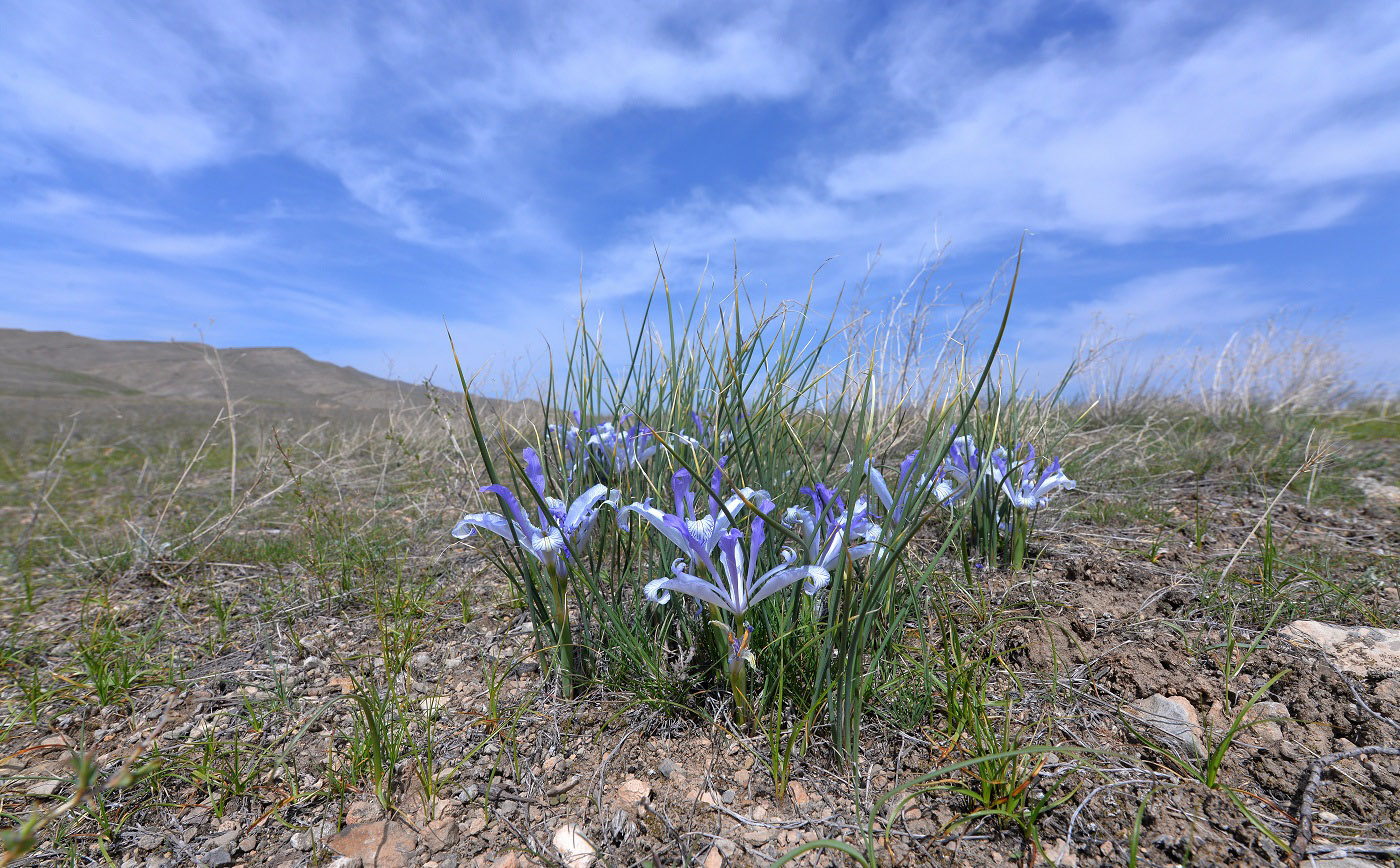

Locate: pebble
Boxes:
[786,781,810,805]
[1128,694,1205,758]
[201,848,232,868]
[1043,838,1076,867]
[425,817,458,850]
[658,758,679,780]
[614,779,651,809]
[291,831,315,851]
[742,827,773,845]
[328,820,418,868]
[552,824,597,868]
[1241,701,1289,745]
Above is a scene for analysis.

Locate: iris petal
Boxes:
[747,564,826,608]
[451,511,514,542]
[644,569,736,614]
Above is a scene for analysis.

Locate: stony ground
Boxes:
[2,407,1398,867]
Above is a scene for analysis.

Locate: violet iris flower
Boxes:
[619,460,766,564]
[644,499,828,616]
[783,483,882,580]
[689,411,735,448]
[989,443,1076,509]
[863,451,964,522]
[863,442,989,526]
[585,417,661,472]
[547,410,582,458]
[452,447,614,579]
[934,435,983,505]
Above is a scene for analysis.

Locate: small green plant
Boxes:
[769,744,1082,868]
[190,729,264,813]
[1123,671,1290,850]
[209,589,233,636]
[73,618,159,707]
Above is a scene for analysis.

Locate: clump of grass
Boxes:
[445,246,1065,774]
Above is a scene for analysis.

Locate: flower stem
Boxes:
[728,659,754,730]
[552,576,574,700]
[1011,509,1027,571]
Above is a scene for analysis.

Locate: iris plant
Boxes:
[619,460,764,562]
[643,498,827,726]
[863,451,956,525]
[628,464,823,726]
[452,447,615,695]
[451,427,1074,710]
[990,444,1076,510]
[989,442,1076,569]
[550,412,703,479]
[585,417,661,472]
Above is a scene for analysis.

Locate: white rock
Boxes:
[613,779,651,809]
[1355,476,1400,508]
[552,824,596,868]
[1281,620,1400,677]
[1128,694,1205,758]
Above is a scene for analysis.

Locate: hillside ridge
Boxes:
[0,327,429,411]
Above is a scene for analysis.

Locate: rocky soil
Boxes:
[3,428,1398,868]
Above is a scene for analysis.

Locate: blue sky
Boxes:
[2,1,1397,393]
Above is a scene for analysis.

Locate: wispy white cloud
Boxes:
[1004,265,1281,391]
[825,2,1400,243]
[0,3,237,173]
[6,191,258,260]
[1022,266,1272,345]
[493,5,815,113]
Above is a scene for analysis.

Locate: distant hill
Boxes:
[0,328,433,411]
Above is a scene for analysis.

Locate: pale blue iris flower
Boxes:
[783,483,883,581]
[452,447,615,579]
[620,460,767,562]
[989,443,1076,509]
[863,451,963,522]
[546,410,582,458]
[689,410,735,448]
[935,435,983,505]
[644,499,829,616]
[546,413,662,473]
[585,417,662,472]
